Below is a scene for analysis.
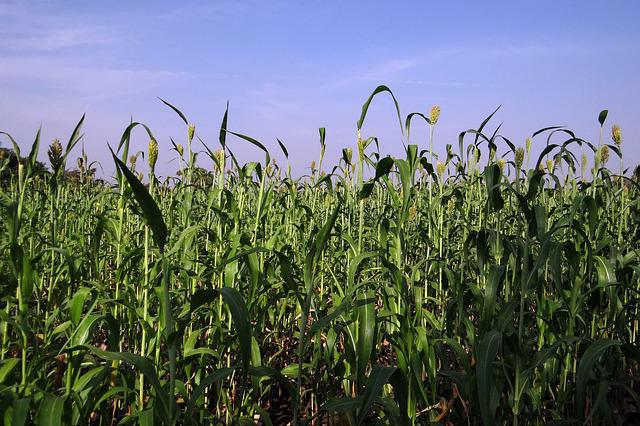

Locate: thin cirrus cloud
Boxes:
[2,27,120,52]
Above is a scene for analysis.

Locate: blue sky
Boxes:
[1,0,639,177]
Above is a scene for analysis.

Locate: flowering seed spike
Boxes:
[48,138,63,171]
[148,139,158,172]
[430,105,441,125]
[188,123,195,143]
[611,124,622,147]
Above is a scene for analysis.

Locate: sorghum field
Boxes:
[1,86,639,425]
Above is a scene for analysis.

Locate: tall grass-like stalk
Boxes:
[0,87,638,425]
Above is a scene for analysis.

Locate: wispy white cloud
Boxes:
[0,55,187,101]
[1,26,122,51]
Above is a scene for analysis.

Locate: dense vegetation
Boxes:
[1,86,639,425]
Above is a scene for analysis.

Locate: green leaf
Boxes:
[219,101,229,148]
[475,105,501,146]
[159,98,189,125]
[598,110,608,127]
[26,127,41,177]
[62,114,85,168]
[357,85,403,139]
[37,394,67,426]
[0,358,19,383]
[185,367,236,422]
[11,398,30,426]
[309,201,341,264]
[110,147,167,252]
[217,287,253,374]
[69,287,91,326]
[594,256,616,287]
[225,130,270,164]
[358,182,375,200]
[85,347,172,421]
[139,408,154,426]
[0,131,20,157]
[480,265,505,333]
[576,339,621,419]
[405,112,430,141]
[249,366,298,404]
[277,138,289,158]
[476,330,501,426]
[320,397,361,413]
[357,365,397,425]
[374,156,394,180]
[484,164,504,211]
[356,290,376,388]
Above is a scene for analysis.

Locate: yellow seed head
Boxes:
[436,161,446,178]
[188,123,195,142]
[310,160,316,173]
[489,147,496,161]
[18,161,24,182]
[357,136,366,155]
[515,147,524,170]
[148,138,158,171]
[345,147,353,163]
[497,158,506,174]
[546,159,554,173]
[525,137,532,154]
[408,205,417,221]
[429,105,441,125]
[581,152,588,173]
[611,124,621,147]
[214,148,225,170]
[129,155,137,167]
[176,143,184,157]
[601,145,610,164]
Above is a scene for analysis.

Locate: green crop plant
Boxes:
[0,86,639,425]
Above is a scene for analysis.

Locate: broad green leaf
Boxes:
[476,330,501,426]
[85,347,171,421]
[576,339,621,419]
[185,367,236,422]
[357,365,397,425]
[111,147,167,252]
[356,290,376,388]
[11,398,30,426]
[37,394,67,426]
[0,358,19,383]
[217,287,253,374]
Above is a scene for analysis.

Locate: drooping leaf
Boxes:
[111,147,167,252]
